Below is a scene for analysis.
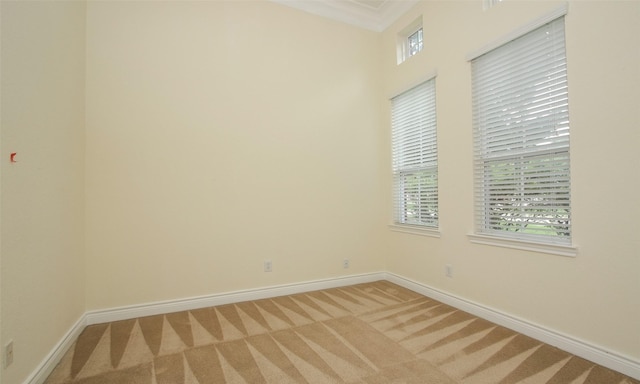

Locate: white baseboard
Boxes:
[84,272,386,325]
[27,271,640,383]
[23,315,87,384]
[385,272,640,381]
[28,272,385,384]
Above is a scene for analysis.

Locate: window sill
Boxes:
[468,233,577,257]
[389,224,441,238]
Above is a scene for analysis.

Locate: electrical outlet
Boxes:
[445,264,453,278]
[264,260,272,272]
[343,259,350,269]
[4,340,14,368]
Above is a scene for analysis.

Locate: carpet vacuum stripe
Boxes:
[44,281,639,384]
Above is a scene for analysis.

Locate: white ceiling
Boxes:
[271,0,419,32]
[349,0,389,10]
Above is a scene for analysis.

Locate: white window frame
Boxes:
[483,0,503,11]
[390,77,439,237]
[468,9,577,257]
[396,16,423,65]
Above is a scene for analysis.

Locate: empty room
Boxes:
[1,0,638,383]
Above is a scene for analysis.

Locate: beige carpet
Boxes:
[45,281,638,384]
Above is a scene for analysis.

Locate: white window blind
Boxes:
[472,17,571,245]
[392,79,438,227]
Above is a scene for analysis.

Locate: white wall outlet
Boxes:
[343,259,350,269]
[4,340,14,368]
[445,264,453,278]
[264,260,272,272]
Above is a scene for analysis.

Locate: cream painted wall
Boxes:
[2,1,638,383]
[382,1,640,360]
[0,2,86,384]
[84,0,387,310]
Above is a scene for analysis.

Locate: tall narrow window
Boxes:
[471,17,571,245]
[391,78,438,228]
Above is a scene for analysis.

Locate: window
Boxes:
[391,78,438,229]
[397,17,423,64]
[471,17,571,246]
[483,0,503,11]
[408,28,423,57]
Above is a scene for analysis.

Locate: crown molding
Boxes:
[271,0,419,32]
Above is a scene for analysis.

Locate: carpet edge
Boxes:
[84,272,387,325]
[23,314,87,384]
[385,272,640,381]
[28,271,640,383]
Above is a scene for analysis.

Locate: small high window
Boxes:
[483,0,503,10]
[408,28,423,57]
[397,17,423,64]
